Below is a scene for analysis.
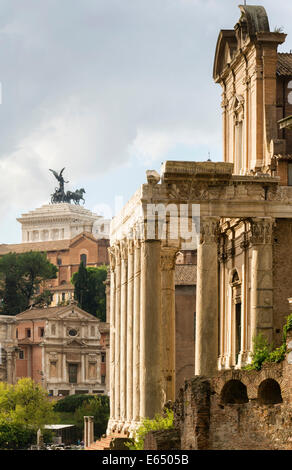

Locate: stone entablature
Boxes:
[17,203,107,243]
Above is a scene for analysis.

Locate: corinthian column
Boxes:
[126,240,134,427]
[195,217,219,377]
[120,240,128,426]
[160,247,177,402]
[140,240,162,419]
[250,218,274,348]
[108,248,116,425]
[114,244,121,424]
[132,239,141,426]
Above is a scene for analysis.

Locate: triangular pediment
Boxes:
[57,305,99,322]
[69,232,98,249]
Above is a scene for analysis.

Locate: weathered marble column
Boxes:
[108,249,116,423]
[160,247,177,403]
[120,240,128,427]
[126,240,134,428]
[250,218,274,348]
[132,239,141,426]
[84,416,94,448]
[195,217,219,377]
[114,244,121,424]
[140,240,162,419]
[6,350,13,384]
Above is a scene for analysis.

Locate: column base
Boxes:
[128,421,143,439]
[106,418,117,435]
[235,351,250,369]
[223,354,233,370]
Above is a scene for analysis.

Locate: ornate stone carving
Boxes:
[108,247,116,272]
[120,240,128,262]
[200,217,219,244]
[250,218,273,244]
[128,239,134,256]
[160,248,178,271]
[114,243,121,266]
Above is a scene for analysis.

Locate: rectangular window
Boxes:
[19,350,24,360]
[39,327,44,337]
[16,329,18,339]
[68,364,78,384]
[25,328,31,338]
[101,375,105,385]
[101,353,106,363]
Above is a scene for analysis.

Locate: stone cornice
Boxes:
[109,162,292,246]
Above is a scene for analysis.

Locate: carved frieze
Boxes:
[250,218,274,245]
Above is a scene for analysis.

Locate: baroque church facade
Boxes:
[106,5,292,437]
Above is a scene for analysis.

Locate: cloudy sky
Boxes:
[1,0,292,243]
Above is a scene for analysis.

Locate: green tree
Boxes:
[74,395,109,439]
[0,251,57,315]
[0,378,55,449]
[72,264,107,321]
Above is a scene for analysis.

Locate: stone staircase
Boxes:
[86,432,129,451]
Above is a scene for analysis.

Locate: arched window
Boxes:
[221,380,249,404]
[80,254,87,267]
[258,379,282,405]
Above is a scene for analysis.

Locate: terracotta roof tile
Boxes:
[0,240,70,255]
[15,306,64,320]
[277,53,292,77]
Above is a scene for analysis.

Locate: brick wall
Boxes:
[167,331,292,450]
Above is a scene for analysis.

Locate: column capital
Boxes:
[200,217,219,244]
[120,239,129,263]
[108,247,116,271]
[160,247,178,271]
[250,217,274,245]
[128,239,134,256]
[114,243,121,266]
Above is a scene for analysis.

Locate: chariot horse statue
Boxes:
[49,168,86,205]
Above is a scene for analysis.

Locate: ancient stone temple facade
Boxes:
[107,5,292,436]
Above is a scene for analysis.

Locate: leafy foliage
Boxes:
[0,251,57,315]
[245,334,271,371]
[53,394,97,413]
[72,264,108,321]
[0,378,55,449]
[74,396,109,439]
[126,409,174,451]
[245,314,292,371]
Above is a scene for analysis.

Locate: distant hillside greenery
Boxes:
[0,251,57,315]
[71,264,107,321]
